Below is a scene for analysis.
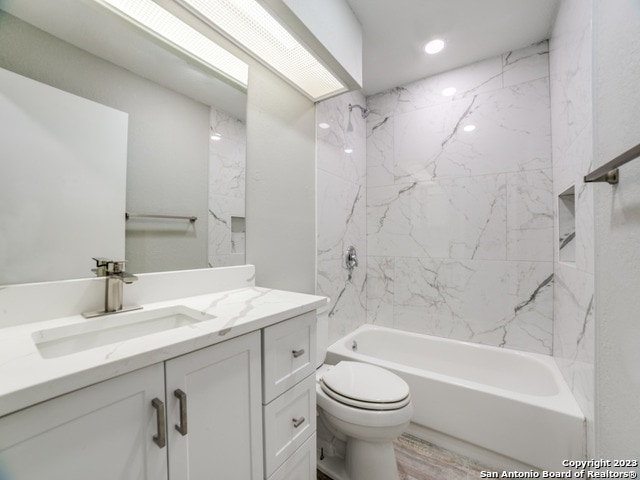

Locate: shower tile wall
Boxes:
[366,42,554,354]
[208,107,247,267]
[317,91,368,343]
[549,0,595,455]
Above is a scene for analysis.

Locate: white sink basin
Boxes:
[32,306,215,358]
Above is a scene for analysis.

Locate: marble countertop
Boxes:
[0,286,327,418]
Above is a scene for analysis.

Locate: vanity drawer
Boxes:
[263,374,316,477]
[267,434,316,480]
[262,311,316,403]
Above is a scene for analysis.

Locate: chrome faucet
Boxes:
[83,258,141,318]
[345,246,359,271]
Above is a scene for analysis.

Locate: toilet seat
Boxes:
[320,361,410,411]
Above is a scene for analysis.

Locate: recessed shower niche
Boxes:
[558,186,576,264]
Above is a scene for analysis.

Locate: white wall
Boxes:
[365,43,554,354]
[245,64,317,294]
[549,0,595,456]
[593,0,640,461]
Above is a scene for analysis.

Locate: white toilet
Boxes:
[315,316,413,480]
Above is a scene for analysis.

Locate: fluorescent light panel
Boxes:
[177,0,346,100]
[99,0,249,88]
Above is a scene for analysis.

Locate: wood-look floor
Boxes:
[317,434,489,480]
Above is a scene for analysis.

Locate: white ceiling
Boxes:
[345,0,560,96]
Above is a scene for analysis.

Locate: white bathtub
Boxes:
[325,324,585,471]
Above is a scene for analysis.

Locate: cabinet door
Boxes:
[165,331,263,480]
[0,364,167,480]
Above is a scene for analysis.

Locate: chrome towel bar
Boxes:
[584,142,640,185]
[125,213,197,222]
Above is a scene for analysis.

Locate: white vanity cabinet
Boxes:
[0,331,263,480]
[165,330,263,480]
[0,363,168,480]
[262,311,317,479]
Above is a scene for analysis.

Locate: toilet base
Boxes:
[348,438,400,480]
[317,431,400,480]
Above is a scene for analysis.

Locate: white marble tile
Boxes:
[366,114,394,188]
[553,263,594,433]
[365,256,395,328]
[575,179,594,275]
[506,169,554,261]
[367,175,507,260]
[317,140,366,187]
[208,196,231,258]
[550,0,595,456]
[549,0,593,161]
[554,264,594,366]
[209,109,246,200]
[393,257,553,354]
[317,170,365,255]
[208,195,244,267]
[208,107,246,267]
[316,90,368,343]
[367,56,503,119]
[394,78,551,183]
[317,91,367,186]
[362,44,554,359]
[502,41,550,87]
[393,98,473,183]
[318,256,367,344]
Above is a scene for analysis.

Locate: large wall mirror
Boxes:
[0,0,248,285]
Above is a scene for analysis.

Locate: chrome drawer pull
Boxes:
[292,416,305,428]
[291,349,305,358]
[174,389,188,436]
[151,397,166,448]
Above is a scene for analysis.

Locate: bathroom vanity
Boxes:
[0,265,324,480]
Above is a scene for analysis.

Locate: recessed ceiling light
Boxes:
[463,125,476,132]
[424,39,445,55]
[210,133,222,141]
[344,147,353,154]
[441,87,456,97]
[318,123,330,129]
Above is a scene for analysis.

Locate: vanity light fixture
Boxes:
[441,87,456,97]
[96,0,248,89]
[424,39,445,55]
[175,0,346,101]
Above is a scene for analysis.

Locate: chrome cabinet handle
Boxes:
[291,349,305,358]
[151,398,166,448]
[292,416,305,428]
[174,389,188,436]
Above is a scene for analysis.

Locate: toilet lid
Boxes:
[320,362,410,408]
